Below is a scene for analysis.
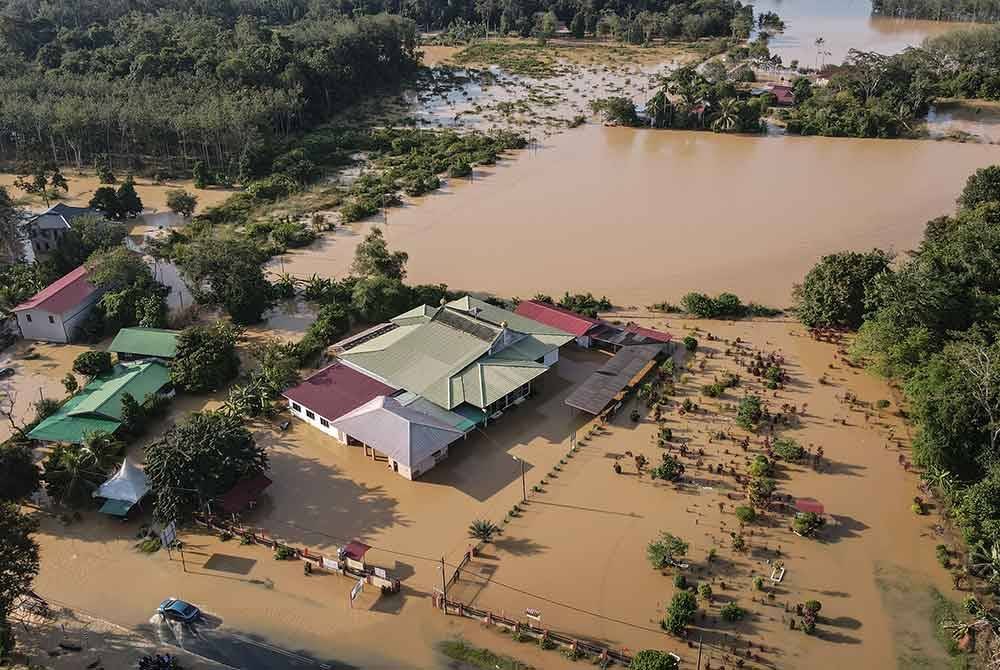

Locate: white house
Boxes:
[13,265,101,343]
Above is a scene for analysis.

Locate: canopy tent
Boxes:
[794,498,825,515]
[94,458,149,517]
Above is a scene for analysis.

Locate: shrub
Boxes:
[748,455,774,478]
[651,455,684,482]
[793,512,826,537]
[736,395,764,430]
[72,350,113,377]
[683,336,698,352]
[630,649,680,670]
[274,544,297,560]
[663,590,698,635]
[753,576,765,590]
[735,506,756,524]
[647,532,688,569]
[698,583,713,601]
[721,602,746,622]
[673,574,688,590]
[772,437,805,461]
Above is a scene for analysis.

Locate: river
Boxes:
[275,124,998,307]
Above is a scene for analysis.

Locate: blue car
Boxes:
[157,598,201,623]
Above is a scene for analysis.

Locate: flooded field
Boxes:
[753,0,977,65]
[276,124,997,307]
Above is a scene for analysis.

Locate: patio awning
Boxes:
[343,541,371,562]
[795,498,825,515]
[219,473,272,514]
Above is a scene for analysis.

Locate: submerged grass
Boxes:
[438,639,534,670]
[930,588,974,670]
[453,41,562,77]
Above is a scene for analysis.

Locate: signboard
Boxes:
[322,556,339,571]
[350,578,365,602]
[161,521,177,547]
[373,567,387,579]
[525,608,541,622]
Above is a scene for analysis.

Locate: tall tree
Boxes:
[350,228,408,280]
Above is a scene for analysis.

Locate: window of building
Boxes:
[291,402,301,412]
[48,315,55,324]
[25,314,31,323]
[320,418,329,428]
[306,410,315,420]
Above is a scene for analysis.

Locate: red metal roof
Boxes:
[343,541,371,561]
[623,323,672,343]
[219,473,272,514]
[283,361,395,421]
[13,265,96,314]
[795,498,825,515]
[514,300,600,337]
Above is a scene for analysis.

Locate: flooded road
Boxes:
[277,124,997,307]
[753,0,976,65]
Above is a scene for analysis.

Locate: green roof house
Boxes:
[108,327,180,361]
[335,296,574,422]
[29,361,172,444]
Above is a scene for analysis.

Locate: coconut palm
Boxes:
[468,519,502,543]
[711,98,739,133]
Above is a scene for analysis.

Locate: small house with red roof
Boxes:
[514,300,602,348]
[13,265,102,343]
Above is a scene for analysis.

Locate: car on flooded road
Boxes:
[157,597,201,623]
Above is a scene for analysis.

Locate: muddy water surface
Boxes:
[753,0,977,65]
[278,124,998,307]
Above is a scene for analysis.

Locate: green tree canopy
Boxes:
[174,236,272,324]
[170,322,242,393]
[145,411,267,522]
[72,350,112,377]
[793,250,891,329]
[0,442,41,503]
[0,502,39,625]
[351,227,408,280]
[958,165,1000,210]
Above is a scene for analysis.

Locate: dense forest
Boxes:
[794,165,1000,596]
[783,25,1000,138]
[0,0,419,179]
[872,0,1000,22]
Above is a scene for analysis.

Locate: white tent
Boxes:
[94,458,149,504]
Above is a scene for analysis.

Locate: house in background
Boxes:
[24,204,103,257]
[108,327,180,362]
[13,265,102,343]
[28,360,172,444]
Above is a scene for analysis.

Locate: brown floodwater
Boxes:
[753,0,977,66]
[276,124,998,308]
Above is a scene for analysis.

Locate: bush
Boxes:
[753,575,765,590]
[772,437,805,461]
[721,602,746,622]
[683,336,698,352]
[673,574,688,589]
[748,455,774,478]
[72,350,113,377]
[735,506,756,523]
[793,512,826,537]
[736,395,764,430]
[663,590,698,635]
[698,582,713,601]
[274,544,296,560]
[630,649,680,670]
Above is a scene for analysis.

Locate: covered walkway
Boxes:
[564,344,665,415]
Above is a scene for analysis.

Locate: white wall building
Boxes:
[12,265,101,343]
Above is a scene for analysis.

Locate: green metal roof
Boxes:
[108,328,180,359]
[28,361,171,443]
[339,297,573,411]
[446,297,575,337]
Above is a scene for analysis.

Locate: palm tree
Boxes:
[711,99,740,133]
[468,519,502,543]
[969,543,1000,584]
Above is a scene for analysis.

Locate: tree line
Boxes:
[793,165,1000,597]
[783,26,1000,138]
[872,0,1000,22]
[0,1,418,179]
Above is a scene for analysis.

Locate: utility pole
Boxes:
[440,556,448,599]
[513,455,526,502]
[696,634,704,669]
